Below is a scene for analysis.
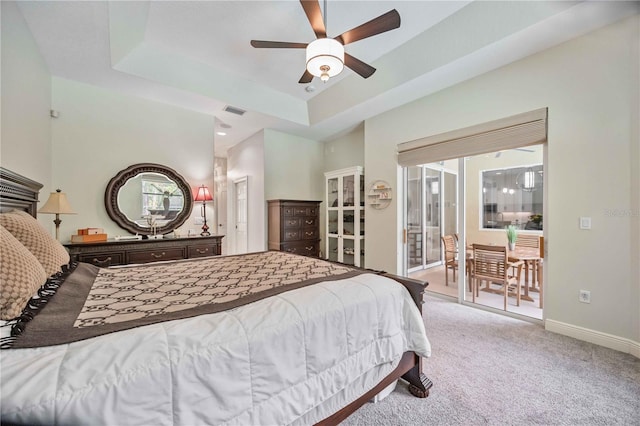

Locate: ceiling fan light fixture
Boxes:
[306,38,344,82]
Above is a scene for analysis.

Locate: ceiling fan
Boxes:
[250,0,401,83]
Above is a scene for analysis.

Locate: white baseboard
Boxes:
[546,319,640,359]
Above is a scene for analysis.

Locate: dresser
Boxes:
[267,200,321,257]
[64,235,224,267]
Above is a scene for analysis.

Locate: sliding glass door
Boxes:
[403,146,545,320]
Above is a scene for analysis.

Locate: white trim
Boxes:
[546,319,640,358]
[233,176,248,254]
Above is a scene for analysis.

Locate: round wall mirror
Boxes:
[105,163,193,236]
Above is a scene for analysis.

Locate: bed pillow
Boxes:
[0,224,48,320]
[0,210,70,277]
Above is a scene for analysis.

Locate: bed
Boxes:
[0,167,432,425]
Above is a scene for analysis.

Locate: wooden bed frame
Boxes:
[0,166,432,424]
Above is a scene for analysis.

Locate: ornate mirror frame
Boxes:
[104,163,193,236]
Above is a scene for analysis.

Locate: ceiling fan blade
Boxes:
[344,53,376,79]
[335,9,400,46]
[298,69,314,84]
[300,0,326,39]
[250,40,308,49]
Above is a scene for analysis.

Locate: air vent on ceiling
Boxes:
[223,105,246,116]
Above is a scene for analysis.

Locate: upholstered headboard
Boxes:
[0,167,43,218]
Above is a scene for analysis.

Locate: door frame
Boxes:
[233,176,248,254]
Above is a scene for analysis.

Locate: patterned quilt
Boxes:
[7,251,364,348]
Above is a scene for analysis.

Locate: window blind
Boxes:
[397,108,547,167]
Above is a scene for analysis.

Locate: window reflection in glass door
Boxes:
[406,165,457,274]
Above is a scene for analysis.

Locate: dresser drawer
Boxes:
[127,247,185,264]
[283,217,302,228]
[301,217,317,228]
[293,206,319,217]
[283,229,301,241]
[78,252,124,267]
[188,244,218,258]
[281,241,319,257]
[301,229,318,240]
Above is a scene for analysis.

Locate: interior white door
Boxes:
[234,177,248,254]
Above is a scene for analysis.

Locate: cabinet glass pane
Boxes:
[328,236,338,262]
[343,175,355,206]
[343,238,355,263]
[360,238,365,267]
[328,210,339,234]
[343,211,355,236]
[360,208,365,236]
[359,175,365,207]
[328,177,339,208]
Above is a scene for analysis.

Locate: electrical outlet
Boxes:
[579,217,591,230]
[579,290,591,304]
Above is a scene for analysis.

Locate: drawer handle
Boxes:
[92,257,112,266]
[150,252,166,259]
[288,248,297,253]
[305,246,314,251]
[305,220,314,225]
[305,232,314,236]
[196,248,209,254]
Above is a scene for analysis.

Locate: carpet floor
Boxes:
[343,295,640,425]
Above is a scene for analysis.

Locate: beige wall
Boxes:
[0,1,52,212]
[264,129,324,202]
[365,16,639,348]
[226,131,266,254]
[264,129,325,244]
[51,77,216,241]
[227,129,325,254]
[323,124,365,172]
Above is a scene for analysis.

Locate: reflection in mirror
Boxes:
[118,173,184,228]
[105,163,193,236]
[481,164,543,231]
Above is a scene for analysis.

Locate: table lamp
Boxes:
[194,185,213,236]
[38,189,76,240]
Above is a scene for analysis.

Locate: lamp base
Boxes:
[200,222,211,237]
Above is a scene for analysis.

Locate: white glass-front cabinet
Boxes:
[325,166,365,267]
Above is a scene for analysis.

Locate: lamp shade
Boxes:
[306,38,344,82]
[194,185,213,202]
[38,189,76,214]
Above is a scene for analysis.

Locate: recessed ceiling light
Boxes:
[216,131,227,136]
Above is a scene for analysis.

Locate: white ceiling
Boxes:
[16,1,639,156]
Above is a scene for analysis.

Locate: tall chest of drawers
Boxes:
[267,199,322,257]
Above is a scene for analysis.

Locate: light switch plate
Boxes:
[579,217,591,230]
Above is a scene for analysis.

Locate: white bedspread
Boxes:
[0,273,431,425]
